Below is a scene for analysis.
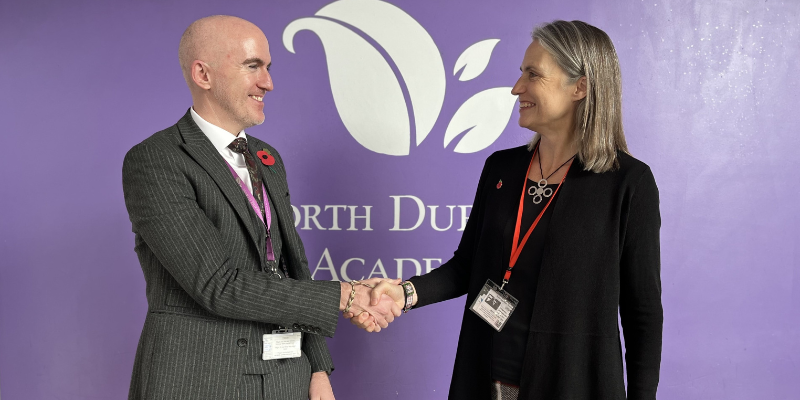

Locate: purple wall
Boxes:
[1,0,798,399]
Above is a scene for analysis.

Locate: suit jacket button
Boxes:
[313,327,321,334]
[237,338,248,347]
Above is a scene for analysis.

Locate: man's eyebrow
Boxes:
[242,58,265,66]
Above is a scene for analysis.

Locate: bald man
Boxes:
[122,16,401,400]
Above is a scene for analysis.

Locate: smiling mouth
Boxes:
[249,95,264,102]
[519,102,535,108]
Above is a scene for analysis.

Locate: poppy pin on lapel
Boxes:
[496,179,503,189]
[256,149,277,173]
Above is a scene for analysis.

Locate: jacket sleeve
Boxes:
[122,142,342,337]
[409,154,493,307]
[619,167,663,400]
[302,330,334,374]
[271,146,335,374]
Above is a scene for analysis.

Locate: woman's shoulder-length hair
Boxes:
[528,20,629,173]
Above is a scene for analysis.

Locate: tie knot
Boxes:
[227,137,248,154]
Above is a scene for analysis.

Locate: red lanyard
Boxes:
[503,147,573,289]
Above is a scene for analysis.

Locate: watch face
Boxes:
[403,283,413,294]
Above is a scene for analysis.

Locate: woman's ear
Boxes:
[573,76,588,101]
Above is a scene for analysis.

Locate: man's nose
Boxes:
[259,70,273,92]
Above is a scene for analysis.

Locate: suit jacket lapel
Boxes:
[247,141,305,278]
[176,111,265,261]
[247,141,291,223]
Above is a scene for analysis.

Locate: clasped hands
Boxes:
[338,278,408,332]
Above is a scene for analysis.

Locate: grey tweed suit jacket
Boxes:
[122,110,342,399]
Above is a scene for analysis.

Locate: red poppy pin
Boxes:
[256,149,277,173]
[497,179,503,189]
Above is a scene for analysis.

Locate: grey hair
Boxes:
[527,20,629,173]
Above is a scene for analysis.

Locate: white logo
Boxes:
[283,0,517,156]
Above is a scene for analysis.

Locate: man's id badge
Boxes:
[469,279,519,332]
[262,329,302,360]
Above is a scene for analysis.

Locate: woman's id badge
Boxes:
[469,279,518,332]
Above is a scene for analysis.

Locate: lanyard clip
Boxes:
[500,267,512,291]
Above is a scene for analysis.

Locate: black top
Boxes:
[409,146,662,400]
[491,180,559,385]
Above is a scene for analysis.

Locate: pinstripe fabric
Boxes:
[123,110,341,399]
[234,352,312,400]
[236,375,265,400]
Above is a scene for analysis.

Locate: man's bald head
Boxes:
[177,15,273,134]
[178,15,266,85]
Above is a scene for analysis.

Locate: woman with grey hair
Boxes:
[351,20,662,400]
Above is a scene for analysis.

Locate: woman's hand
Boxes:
[343,279,405,332]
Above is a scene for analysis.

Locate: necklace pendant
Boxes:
[529,181,554,205]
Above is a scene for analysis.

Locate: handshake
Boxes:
[337,278,417,332]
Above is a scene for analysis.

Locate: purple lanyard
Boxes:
[225,162,275,261]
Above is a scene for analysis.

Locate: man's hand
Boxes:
[309,371,334,400]
[339,278,402,332]
[345,279,409,332]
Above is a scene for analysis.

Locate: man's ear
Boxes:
[573,76,587,101]
[191,60,212,90]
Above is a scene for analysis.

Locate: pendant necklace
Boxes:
[528,145,576,204]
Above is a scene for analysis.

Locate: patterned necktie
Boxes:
[227,137,266,219]
[228,137,278,268]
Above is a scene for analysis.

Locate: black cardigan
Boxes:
[409,145,662,400]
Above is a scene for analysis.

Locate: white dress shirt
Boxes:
[190,107,254,194]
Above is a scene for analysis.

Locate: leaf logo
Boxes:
[283,0,517,156]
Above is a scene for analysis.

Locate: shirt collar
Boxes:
[190,107,248,153]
